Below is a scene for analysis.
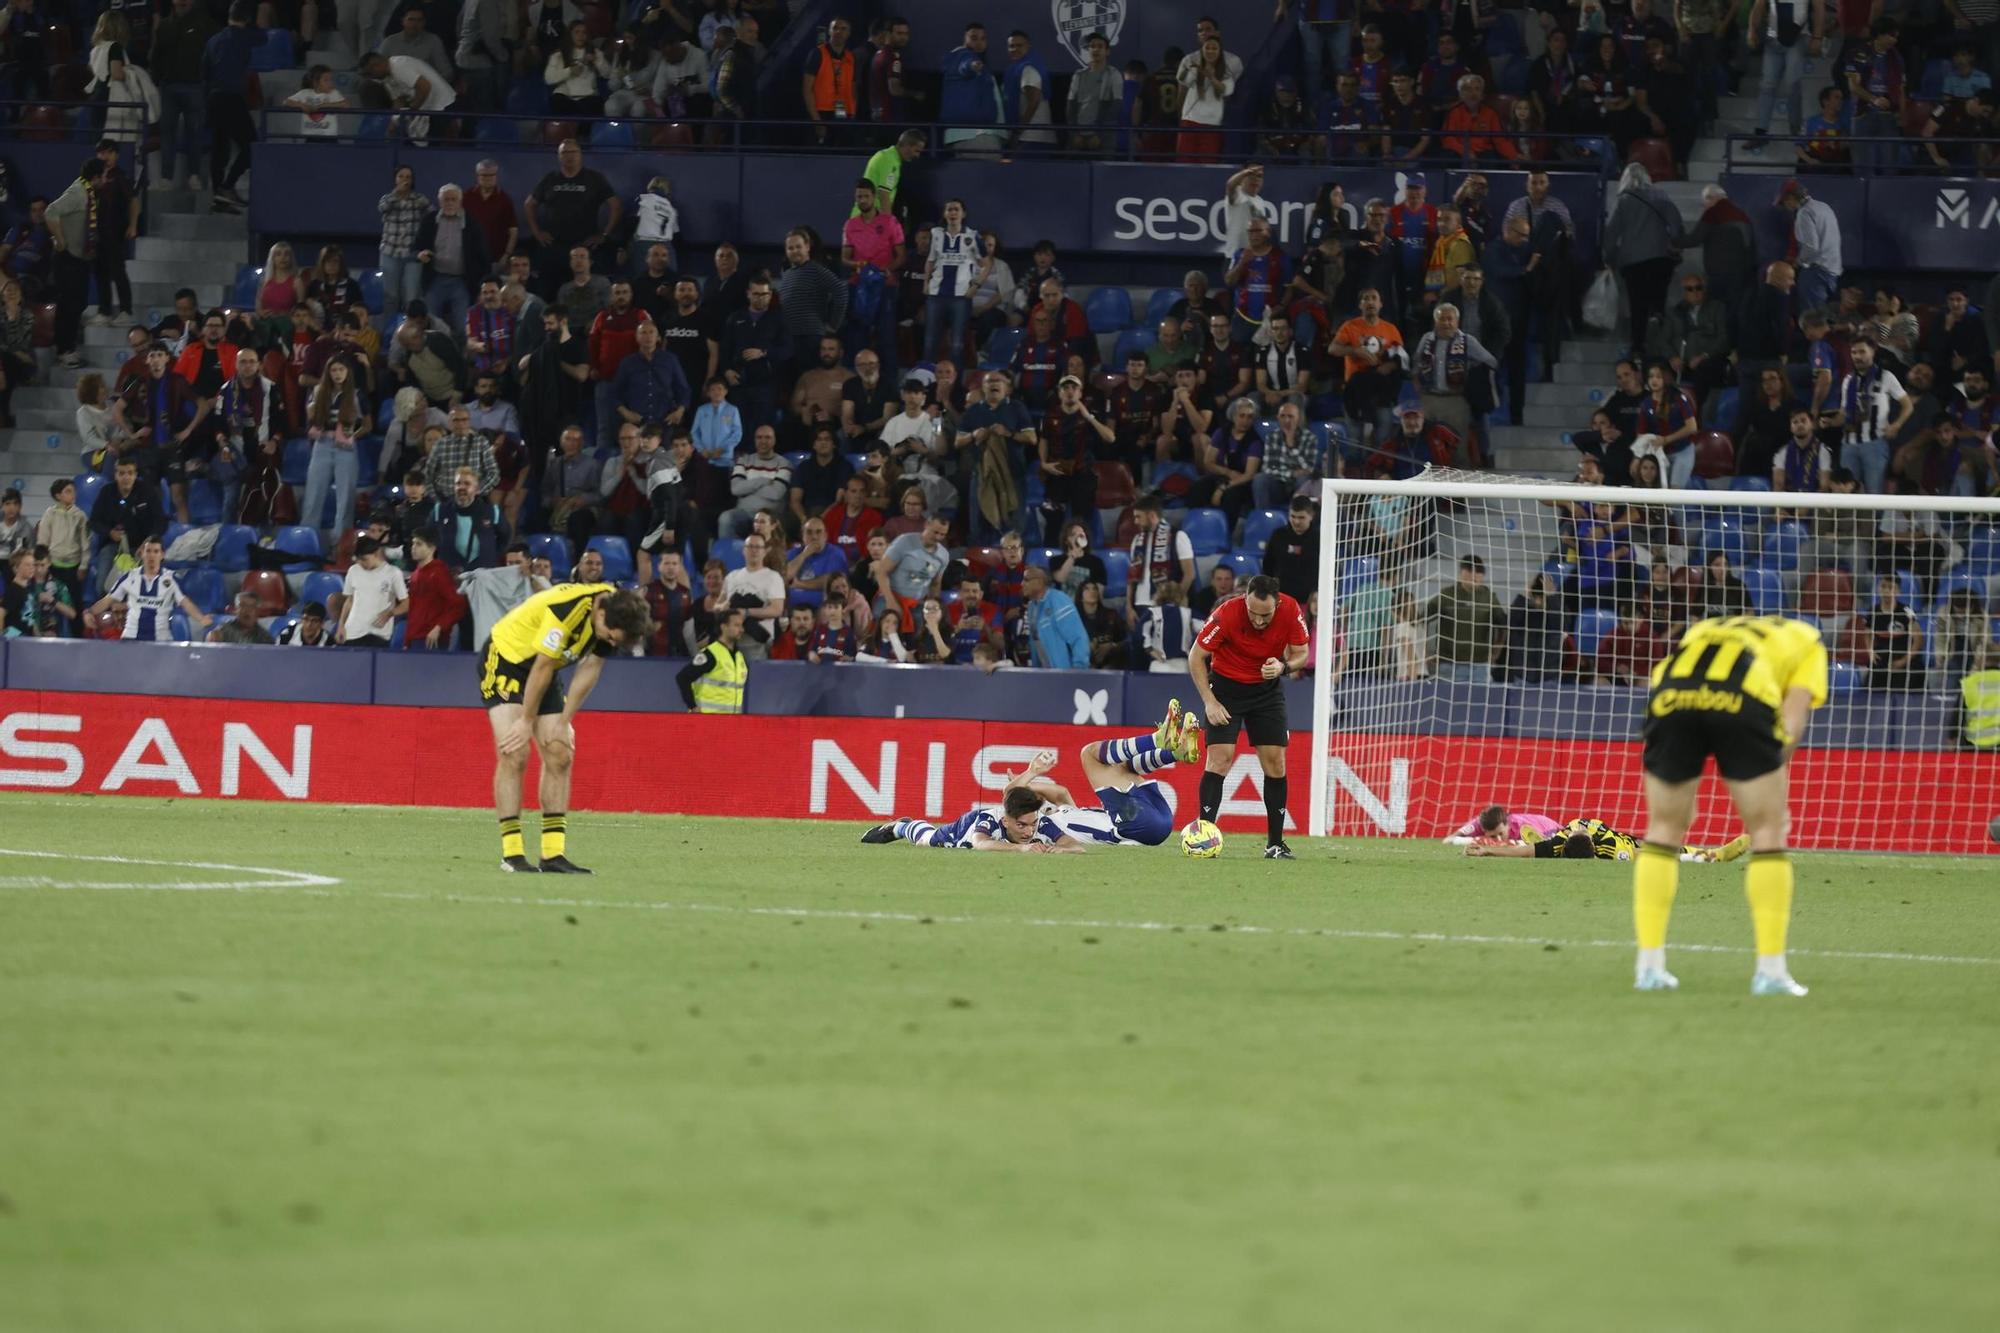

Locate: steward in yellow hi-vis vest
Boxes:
[677,606,749,714]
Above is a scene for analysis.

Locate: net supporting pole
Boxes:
[1309,477,1343,839]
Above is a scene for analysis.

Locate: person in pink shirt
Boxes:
[840,179,906,372]
[1447,805,1562,844]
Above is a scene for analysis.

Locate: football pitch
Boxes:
[3,794,1997,1332]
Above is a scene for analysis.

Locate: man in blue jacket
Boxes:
[1022,564,1089,668]
[200,0,264,214]
[939,22,1003,155]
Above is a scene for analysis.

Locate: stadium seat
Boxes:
[651,122,696,150]
[1340,556,1379,601]
[594,120,636,149]
[1711,387,1738,431]
[527,533,571,576]
[231,266,262,308]
[1798,569,1854,621]
[329,528,362,572]
[271,525,322,574]
[1177,507,1229,555]
[962,545,1003,577]
[584,536,634,583]
[504,79,552,119]
[270,613,301,642]
[1740,567,1785,614]
[1933,567,1984,611]
[184,478,224,525]
[299,570,344,609]
[709,537,745,572]
[1238,508,1287,551]
[177,567,225,614]
[1110,327,1158,367]
[388,620,407,649]
[982,326,1023,369]
[1025,546,1062,569]
[1728,476,1771,492]
[1218,552,1259,582]
[211,524,256,572]
[241,568,292,616]
[1626,138,1677,182]
[474,114,517,146]
[1691,432,1735,480]
[1919,57,1948,99]
[74,472,109,515]
[542,119,580,146]
[169,610,193,641]
[1762,519,1807,572]
[1571,608,1620,659]
[1962,526,2000,578]
[359,270,384,315]
[1144,288,1180,326]
[158,520,192,564]
[782,450,808,471]
[1084,287,1136,334]
[1095,461,1136,511]
[1485,9,1527,57]
[1827,660,1862,694]
[20,106,67,141]
[357,436,383,487]
[1100,548,1130,601]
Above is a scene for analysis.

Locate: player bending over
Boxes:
[861,702,1203,850]
[1443,805,1561,845]
[479,580,652,873]
[1633,614,1828,996]
[1464,817,1749,863]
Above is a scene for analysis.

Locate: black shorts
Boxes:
[1641,696,1783,783]
[477,638,566,715]
[1205,674,1290,749]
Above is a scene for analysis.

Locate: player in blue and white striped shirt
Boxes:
[88,536,210,642]
[861,701,1203,851]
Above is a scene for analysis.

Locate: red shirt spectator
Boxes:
[403,548,467,648]
[1594,611,1663,685]
[588,302,653,382]
[463,175,518,265]
[823,488,884,560]
[1441,101,1520,160]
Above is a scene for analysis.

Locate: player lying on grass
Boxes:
[1442,805,1561,845]
[1463,818,1750,864]
[860,702,1203,851]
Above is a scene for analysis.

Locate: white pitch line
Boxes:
[0,848,341,892]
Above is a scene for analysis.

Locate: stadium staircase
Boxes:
[4,192,245,519]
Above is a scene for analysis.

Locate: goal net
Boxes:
[1308,469,2000,855]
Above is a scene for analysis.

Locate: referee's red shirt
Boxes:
[1196,593,1310,684]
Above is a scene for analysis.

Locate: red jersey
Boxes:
[402,559,467,647]
[1196,591,1310,685]
[588,307,652,380]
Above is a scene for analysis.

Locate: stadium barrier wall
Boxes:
[1716,172,2000,272]
[1,686,1991,851]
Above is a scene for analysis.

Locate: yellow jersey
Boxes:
[1647,615,1829,738]
[488,582,617,667]
[1526,818,1637,860]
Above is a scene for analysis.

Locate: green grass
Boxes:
[2,793,1997,1332]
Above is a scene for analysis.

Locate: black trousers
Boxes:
[95,241,133,317]
[53,252,91,355]
[207,92,254,191]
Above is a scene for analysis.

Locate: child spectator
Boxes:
[810,602,858,662]
[404,526,469,649]
[279,601,333,647]
[35,480,87,611]
[0,488,28,560]
[27,547,77,637]
[691,377,743,461]
[332,536,410,647]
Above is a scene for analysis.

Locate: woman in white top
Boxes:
[74,372,135,474]
[1390,590,1429,681]
[88,42,160,149]
[284,65,350,139]
[968,229,1018,344]
[1176,37,1235,162]
[545,21,610,122]
[921,199,992,365]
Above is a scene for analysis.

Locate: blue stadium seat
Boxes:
[273,525,323,573]
[1699,516,1748,564]
[527,533,571,576]
[178,566,224,613]
[1542,558,1576,582]
[1144,288,1180,326]
[1340,556,1379,601]
[1025,546,1061,568]
[1110,327,1158,367]
[1177,507,1229,555]
[1711,387,1739,431]
[387,619,407,650]
[474,115,517,146]
[1238,508,1287,551]
[584,536,634,583]
[212,524,256,572]
[1762,519,1807,572]
[169,610,193,642]
[1919,57,1948,100]
[1741,567,1785,614]
[594,120,636,149]
[1571,607,1620,659]
[375,396,396,431]
[1871,569,1920,609]
[844,451,869,472]
[504,78,551,118]
[159,521,193,566]
[1729,476,1771,492]
[1963,525,2000,578]
[1098,548,1130,601]
[1827,660,1861,694]
[299,570,344,609]
[270,612,301,642]
[74,472,108,516]
[1219,551,1259,582]
[1485,10,1527,57]
[359,270,384,316]
[1933,567,1984,611]
[782,451,808,471]
[185,478,223,525]
[710,537,745,571]
[357,436,383,488]
[1084,287,1136,334]
[231,266,261,308]
[982,326,1023,369]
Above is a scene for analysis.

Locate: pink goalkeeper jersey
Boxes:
[1456,811,1561,840]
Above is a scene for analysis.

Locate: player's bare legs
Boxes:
[1724,768,1806,995]
[489,704,534,871]
[533,713,588,874]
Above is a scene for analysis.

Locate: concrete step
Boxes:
[1553,360,1622,387]
[134,236,250,266]
[8,408,77,432]
[1519,401,1596,430]
[1524,381,1607,408]
[128,258,242,287]
[1,427,73,452]
[152,210,249,242]
[1560,337,1627,366]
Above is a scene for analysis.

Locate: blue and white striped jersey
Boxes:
[1036,805,1124,845]
[110,568,183,641]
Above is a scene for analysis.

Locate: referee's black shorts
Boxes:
[1641,698,1784,783]
[1205,674,1290,748]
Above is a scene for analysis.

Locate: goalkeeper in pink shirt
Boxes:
[1445,805,1562,846]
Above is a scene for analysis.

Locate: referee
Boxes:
[1188,574,1311,859]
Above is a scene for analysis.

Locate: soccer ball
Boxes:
[1180,820,1223,859]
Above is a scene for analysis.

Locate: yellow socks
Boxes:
[1746,852,1793,958]
[1633,842,1681,951]
[499,816,524,860]
[540,813,567,861]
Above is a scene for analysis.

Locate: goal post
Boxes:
[1307,470,2000,855]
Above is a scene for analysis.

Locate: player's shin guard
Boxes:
[499,816,525,860]
[1633,842,1681,951]
[1263,775,1288,846]
[1097,734,1173,773]
[897,819,941,846]
[1198,770,1223,824]
[540,813,567,860]
[1745,852,1793,961]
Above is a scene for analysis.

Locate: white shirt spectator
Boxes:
[387,55,457,112]
[1176,65,1235,127]
[1839,366,1906,443]
[339,560,409,640]
[1127,526,1194,608]
[286,86,346,137]
[1014,63,1056,145]
[632,193,679,249]
[652,45,710,106]
[1793,197,1842,276]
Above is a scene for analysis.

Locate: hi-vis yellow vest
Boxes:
[1962,671,2000,749]
[692,640,747,714]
